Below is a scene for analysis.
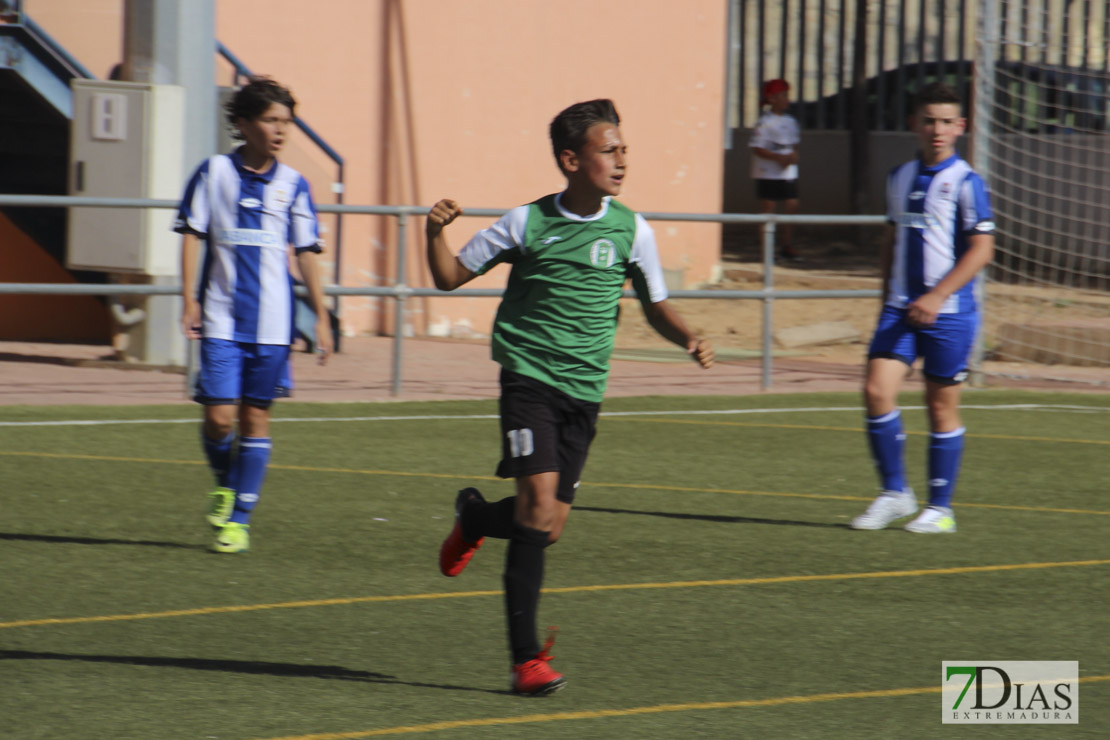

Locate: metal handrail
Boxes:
[1,9,97,80]
[215,42,343,168]
[0,193,885,393]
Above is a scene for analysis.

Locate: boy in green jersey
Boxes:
[426,98,715,696]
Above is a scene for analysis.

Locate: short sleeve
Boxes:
[628,214,669,304]
[173,159,211,237]
[749,116,770,150]
[959,172,995,234]
[457,205,530,274]
[290,177,324,253]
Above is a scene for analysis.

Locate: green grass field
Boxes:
[1,390,1107,739]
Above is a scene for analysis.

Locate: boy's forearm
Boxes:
[181,234,199,300]
[877,227,894,304]
[426,230,457,289]
[424,199,474,290]
[643,299,698,348]
[295,251,329,314]
[751,147,780,164]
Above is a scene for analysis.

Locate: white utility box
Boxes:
[67,80,184,275]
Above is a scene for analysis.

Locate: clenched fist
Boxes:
[426,199,463,238]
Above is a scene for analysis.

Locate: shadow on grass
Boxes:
[0,532,206,550]
[0,650,510,695]
[574,505,851,529]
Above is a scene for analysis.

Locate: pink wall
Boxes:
[27,0,726,338]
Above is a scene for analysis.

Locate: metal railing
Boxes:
[0,194,884,394]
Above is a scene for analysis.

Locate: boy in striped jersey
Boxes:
[176,77,332,553]
[426,99,715,695]
[852,83,995,534]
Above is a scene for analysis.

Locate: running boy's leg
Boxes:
[506,471,567,662]
[504,470,569,696]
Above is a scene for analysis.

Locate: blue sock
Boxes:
[866,410,907,493]
[229,437,272,525]
[928,427,965,508]
[202,429,235,488]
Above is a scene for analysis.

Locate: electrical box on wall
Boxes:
[67,80,184,275]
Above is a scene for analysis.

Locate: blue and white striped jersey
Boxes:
[885,153,994,314]
[174,148,322,345]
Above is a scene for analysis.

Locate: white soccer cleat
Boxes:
[851,489,918,530]
[904,505,957,534]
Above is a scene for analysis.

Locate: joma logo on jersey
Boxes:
[589,239,617,268]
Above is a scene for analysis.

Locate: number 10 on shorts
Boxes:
[507,428,534,458]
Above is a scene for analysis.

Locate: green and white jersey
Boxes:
[458,192,669,402]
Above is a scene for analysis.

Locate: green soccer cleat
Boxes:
[206,487,235,530]
[212,521,250,553]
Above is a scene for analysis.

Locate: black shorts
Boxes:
[755,179,799,201]
[495,368,600,504]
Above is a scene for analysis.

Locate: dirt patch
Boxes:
[616,246,1110,392]
[616,251,880,369]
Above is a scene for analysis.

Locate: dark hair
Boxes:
[914,82,961,112]
[549,99,620,169]
[225,76,296,135]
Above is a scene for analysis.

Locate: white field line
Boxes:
[0,404,1105,427]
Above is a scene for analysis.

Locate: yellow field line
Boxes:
[261,675,1110,740]
[1,450,1107,516]
[607,417,1110,445]
[3,559,1107,631]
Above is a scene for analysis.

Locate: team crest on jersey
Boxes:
[589,239,617,268]
[939,183,952,196]
[268,185,292,209]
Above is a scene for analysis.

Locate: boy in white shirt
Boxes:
[750,78,802,261]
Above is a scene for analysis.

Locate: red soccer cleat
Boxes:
[438,488,485,577]
[511,630,567,696]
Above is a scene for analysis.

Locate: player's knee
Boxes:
[204,417,233,440]
[546,522,565,545]
[511,521,553,549]
[863,379,893,411]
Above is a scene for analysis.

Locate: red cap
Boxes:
[761,79,789,105]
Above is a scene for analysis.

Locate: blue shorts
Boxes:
[868,305,979,384]
[195,338,291,408]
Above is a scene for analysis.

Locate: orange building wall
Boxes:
[25,0,726,340]
[0,214,110,340]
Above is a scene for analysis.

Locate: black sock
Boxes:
[463,495,515,541]
[504,522,549,664]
